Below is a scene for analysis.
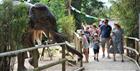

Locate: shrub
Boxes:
[58,15,76,41]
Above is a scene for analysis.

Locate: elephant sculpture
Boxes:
[18,3,83,71]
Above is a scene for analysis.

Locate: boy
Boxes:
[92,33,100,61]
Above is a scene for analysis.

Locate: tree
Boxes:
[71,0,104,29]
[110,0,140,37]
[40,0,76,39]
[0,0,28,71]
[58,16,75,41]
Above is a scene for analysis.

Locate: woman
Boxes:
[80,31,89,63]
[111,23,124,62]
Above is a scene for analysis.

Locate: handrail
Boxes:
[65,41,75,48]
[124,46,139,55]
[65,41,83,59]
[124,46,140,71]
[73,32,83,67]
[0,41,83,71]
[0,42,65,57]
[124,37,140,70]
[74,32,81,39]
[125,36,140,41]
[124,55,140,70]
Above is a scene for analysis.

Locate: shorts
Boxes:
[100,37,110,48]
[93,48,99,54]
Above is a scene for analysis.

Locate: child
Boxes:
[92,33,100,61]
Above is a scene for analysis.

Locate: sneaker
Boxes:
[107,56,111,59]
[114,59,116,61]
[94,57,96,60]
[97,58,99,62]
[121,60,124,62]
[84,60,89,63]
[102,54,105,58]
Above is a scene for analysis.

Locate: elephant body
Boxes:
[19,2,82,71]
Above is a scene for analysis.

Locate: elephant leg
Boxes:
[32,49,39,68]
[29,49,39,68]
[28,51,33,67]
[17,52,27,71]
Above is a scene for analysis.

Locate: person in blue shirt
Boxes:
[100,19,112,58]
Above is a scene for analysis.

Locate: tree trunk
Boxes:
[65,0,72,15]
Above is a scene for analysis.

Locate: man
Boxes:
[100,19,112,58]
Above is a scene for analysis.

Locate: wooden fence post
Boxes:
[79,38,83,67]
[137,13,140,62]
[139,13,140,53]
[62,44,66,71]
[138,41,140,53]
[135,40,138,52]
[138,41,140,65]
[135,40,138,60]
[125,38,129,56]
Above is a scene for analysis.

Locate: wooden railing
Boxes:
[124,37,140,70]
[0,41,83,71]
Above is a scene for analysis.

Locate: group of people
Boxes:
[79,19,124,63]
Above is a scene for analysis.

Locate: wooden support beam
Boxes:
[34,58,67,71]
[62,44,66,71]
[79,39,83,67]
[139,14,140,38]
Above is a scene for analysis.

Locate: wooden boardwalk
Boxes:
[39,48,139,71]
[83,48,139,71]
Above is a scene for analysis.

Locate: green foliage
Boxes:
[81,0,104,16]
[11,3,29,49]
[58,16,76,41]
[71,0,104,28]
[40,0,66,31]
[110,0,140,37]
[0,0,28,70]
[0,0,28,51]
[40,0,65,21]
[30,0,40,4]
[40,0,105,29]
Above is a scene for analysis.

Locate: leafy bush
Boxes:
[40,0,65,28]
[0,0,29,70]
[12,3,29,49]
[110,0,140,37]
[58,15,76,41]
[0,0,28,49]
